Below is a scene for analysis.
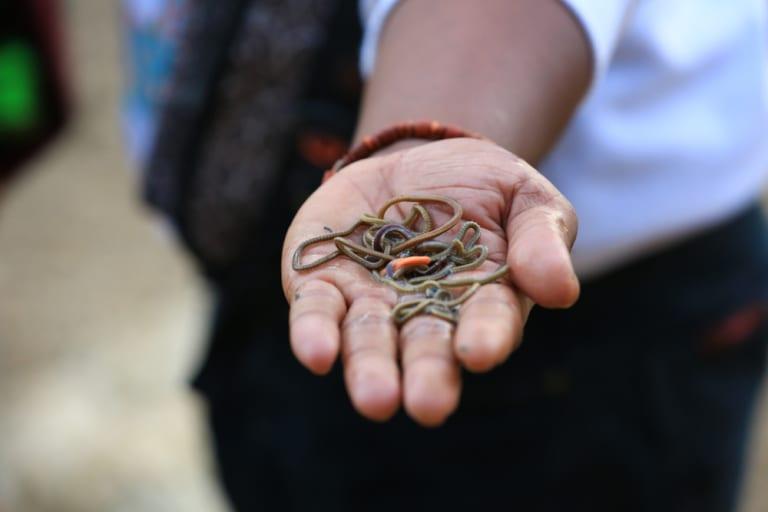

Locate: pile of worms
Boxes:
[292,195,508,325]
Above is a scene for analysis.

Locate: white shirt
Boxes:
[360,0,768,278]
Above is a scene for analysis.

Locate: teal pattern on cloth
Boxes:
[121,0,190,165]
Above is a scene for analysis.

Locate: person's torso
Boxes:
[541,0,768,278]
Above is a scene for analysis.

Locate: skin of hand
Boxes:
[282,0,590,427]
[282,137,579,427]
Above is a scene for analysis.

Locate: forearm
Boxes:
[355,0,592,164]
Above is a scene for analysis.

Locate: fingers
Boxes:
[454,283,525,372]
[289,280,346,375]
[400,316,461,427]
[506,179,580,308]
[341,297,401,422]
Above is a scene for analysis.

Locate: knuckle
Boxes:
[400,317,453,341]
[343,343,388,364]
[293,280,339,303]
[512,175,575,221]
[514,175,557,209]
[460,295,510,315]
[407,351,454,366]
[290,307,332,323]
[558,200,579,245]
[342,310,393,331]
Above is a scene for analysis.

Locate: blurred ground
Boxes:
[0,1,228,511]
[0,1,765,511]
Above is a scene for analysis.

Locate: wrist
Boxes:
[324,121,486,183]
[366,138,429,158]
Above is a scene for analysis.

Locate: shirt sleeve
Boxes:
[558,0,636,87]
[359,0,636,89]
[358,0,401,77]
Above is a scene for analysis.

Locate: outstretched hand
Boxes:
[282,138,579,426]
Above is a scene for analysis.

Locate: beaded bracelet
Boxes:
[322,121,482,182]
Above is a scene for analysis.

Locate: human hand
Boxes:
[282,138,579,426]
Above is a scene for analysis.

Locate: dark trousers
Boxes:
[196,204,768,512]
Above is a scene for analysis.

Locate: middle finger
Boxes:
[342,297,401,422]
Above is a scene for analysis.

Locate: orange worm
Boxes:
[384,256,432,278]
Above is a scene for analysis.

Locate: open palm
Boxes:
[282,138,579,426]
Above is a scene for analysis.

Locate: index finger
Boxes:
[289,279,347,375]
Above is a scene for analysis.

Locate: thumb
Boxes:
[505,178,580,309]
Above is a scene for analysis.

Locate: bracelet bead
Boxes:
[323,121,483,182]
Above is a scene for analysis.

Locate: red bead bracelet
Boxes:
[322,121,482,182]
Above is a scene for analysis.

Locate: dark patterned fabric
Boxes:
[205,204,768,512]
[143,0,245,230]
[144,0,359,274]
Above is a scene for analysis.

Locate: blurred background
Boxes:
[0,1,766,511]
[0,0,227,510]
